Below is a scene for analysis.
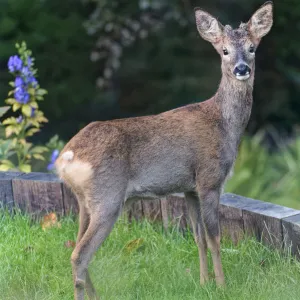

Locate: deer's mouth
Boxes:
[235,72,250,81]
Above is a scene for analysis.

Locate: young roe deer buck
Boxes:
[55,2,273,299]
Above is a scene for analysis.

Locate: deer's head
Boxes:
[195,2,273,81]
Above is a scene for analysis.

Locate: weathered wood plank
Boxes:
[166,194,189,231]
[282,213,300,258]
[160,194,188,231]
[160,197,169,231]
[12,172,63,217]
[61,183,79,215]
[219,204,244,244]
[243,211,283,248]
[142,199,162,222]
[0,172,23,211]
[222,193,300,248]
[125,200,143,222]
[221,193,299,218]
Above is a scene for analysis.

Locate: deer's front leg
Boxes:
[198,187,225,286]
[185,192,209,285]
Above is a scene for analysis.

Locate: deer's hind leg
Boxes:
[71,180,126,300]
[185,192,209,285]
[73,189,98,300]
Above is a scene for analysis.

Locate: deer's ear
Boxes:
[248,1,273,41]
[195,8,223,44]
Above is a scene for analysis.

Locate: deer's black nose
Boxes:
[234,64,251,76]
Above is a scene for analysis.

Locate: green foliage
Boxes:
[45,134,65,154]
[226,132,278,201]
[226,131,300,209]
[271,134,300,208]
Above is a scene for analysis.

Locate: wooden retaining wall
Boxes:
[0,171,300,258]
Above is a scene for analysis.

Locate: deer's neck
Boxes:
[215,74,253,140]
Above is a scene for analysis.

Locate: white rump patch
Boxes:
[55,150,93,186]
[64,160,93,186]
[62,150,74,161]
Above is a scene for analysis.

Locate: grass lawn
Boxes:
[1,211,300,300]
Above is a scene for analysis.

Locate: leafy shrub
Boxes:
[270,134,300,208]
[226,131,300,209]
[0,42,48,172]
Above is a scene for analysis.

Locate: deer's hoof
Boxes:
[215,277,225,287]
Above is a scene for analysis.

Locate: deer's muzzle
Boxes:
[233,64,251,80]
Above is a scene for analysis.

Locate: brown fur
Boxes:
[55,2,273,299]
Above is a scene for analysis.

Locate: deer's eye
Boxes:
[249,45,255,53]
[223,48,229,55]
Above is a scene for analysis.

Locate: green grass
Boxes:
[1,211,300,300]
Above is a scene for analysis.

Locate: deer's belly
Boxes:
[126,164,195,199]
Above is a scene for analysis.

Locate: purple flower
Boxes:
[27,57,32,67]
[15,76,23,87]
[10,54,39,104]
[47,163,55,171]
[29,76,38,88]
[47,149,60,171]
[21,66,32,77]
[30,107,36,117]
[16,115,23,123]
[51,149,60,162]
[14,87,30,104]
[8,55,23,72]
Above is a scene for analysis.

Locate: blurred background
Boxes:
[1,0,300,208]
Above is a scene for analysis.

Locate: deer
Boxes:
[55,2,273,299]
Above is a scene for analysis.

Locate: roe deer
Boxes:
[55,2,273,299]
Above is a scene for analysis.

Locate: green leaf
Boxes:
[19,164,31,173]
[30,120,40,127]
[30,146,49,154]
[9,81,15,87]
[0,164,12,171]
[0,106,10,117]
[11,138,17,147]
[36,89,48,96]
[5,98,16,105]
[28,88,35,96]
[33,153,45,161]
[5,125,16,137]
[22,105,32,117]
[12,103,21,112]
[0,159,15,168]
[2,117,17,125]
[30,102,38,109]
[26,128,40,137]
[37,116,48,123]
